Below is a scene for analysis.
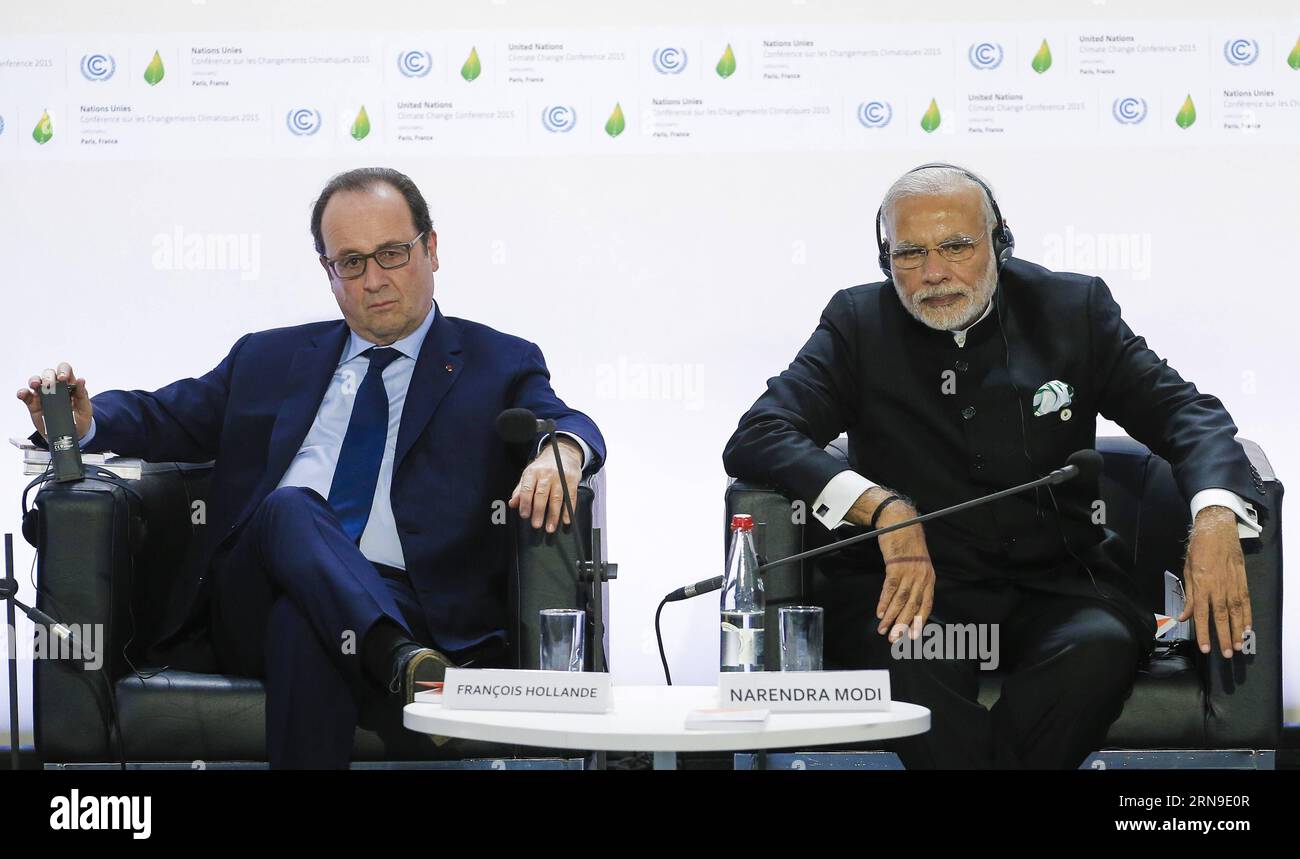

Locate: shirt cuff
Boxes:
[78,417,97,450]
[813,470,876,529]
[1190,488,1261,539]
[537,431,590,470]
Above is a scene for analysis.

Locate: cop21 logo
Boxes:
[857,101,893,128]
[80,53,116,82]
[286,107,322,136]
[397,49,432,78]
[652,47,688,74]
[1224,38,1259,66]
[967,42,1004,70]
[541,105,576,133]
[1111,96,1148,125]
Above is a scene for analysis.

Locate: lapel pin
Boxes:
[1059,408,1072,422]
[445,363,454,373]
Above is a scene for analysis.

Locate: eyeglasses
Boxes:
[889,235,982,270]
[321,232,427,280]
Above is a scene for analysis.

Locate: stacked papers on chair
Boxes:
[14,441,143,481]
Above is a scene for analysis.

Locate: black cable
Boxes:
[105,495,130,770]
[26,463,153,767]
[997,282,1107,601]
[654,596,672,685]
[23,555,127,769]
[995,283,1041,516]
[547,439,609,673]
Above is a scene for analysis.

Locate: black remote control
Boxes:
[39,380,84,483]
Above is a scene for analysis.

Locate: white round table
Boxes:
[404,685,930,769]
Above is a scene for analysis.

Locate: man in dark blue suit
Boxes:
[18,167,605,768]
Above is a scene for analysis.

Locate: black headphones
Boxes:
[21,465,147,551]
[875,162,1015,277]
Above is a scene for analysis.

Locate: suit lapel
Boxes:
[395,307,463,472]
[237,321,349,526]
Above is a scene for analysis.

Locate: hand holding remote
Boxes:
[16,362,94,442]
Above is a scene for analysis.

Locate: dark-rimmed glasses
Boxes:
[321,231,427,280]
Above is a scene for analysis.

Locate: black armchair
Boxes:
[31,462,608,768]
[724,436,1283,764]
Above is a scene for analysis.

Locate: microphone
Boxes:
[660,449,1103,600]
[1057,448,1102,485]
[2,534,81,652]
[39,381,84,483]
[496,408,557,444]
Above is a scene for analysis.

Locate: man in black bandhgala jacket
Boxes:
[723,164,1264,769]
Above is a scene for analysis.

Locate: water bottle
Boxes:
[720,513,765,672]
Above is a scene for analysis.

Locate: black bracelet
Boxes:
[870,495,903,530]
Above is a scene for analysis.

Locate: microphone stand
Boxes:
[758,463,1081,574]
[4,534,17,771]
[3,534,90,769]
[543,431,618,772]
[653,460,1087,684]
[543,428,617,674]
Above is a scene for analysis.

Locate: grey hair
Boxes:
[880,165,996,242]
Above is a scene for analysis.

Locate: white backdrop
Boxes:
[2,1,1298,745]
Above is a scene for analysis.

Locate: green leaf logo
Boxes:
[716,43,736,78]
[144,50,165,86]
[350,105,371,140]
[1175,94,1196,129]
[1031,39,1052,74]
[605,102,625,138]
[32,109,53,144]
[920,98,941,133]
[1288,36,1300,71]
[461,47,481,82]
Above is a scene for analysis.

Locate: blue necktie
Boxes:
[328,346,402,542]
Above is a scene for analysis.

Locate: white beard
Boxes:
[894,256,998,331]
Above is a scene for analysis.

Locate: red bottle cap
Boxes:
[730,514,754,531]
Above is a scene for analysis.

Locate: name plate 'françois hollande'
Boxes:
[441,668,612,713]
[719,670,891,712]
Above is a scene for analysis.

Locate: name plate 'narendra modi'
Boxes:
[719,671,891,713]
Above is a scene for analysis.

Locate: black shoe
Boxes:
[390,647,456,705]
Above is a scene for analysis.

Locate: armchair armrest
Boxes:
[724,478,811,670]
[32,462,213,762]
[510,470,606,670]
[31,478,134,761]
[1205,439,1283,748]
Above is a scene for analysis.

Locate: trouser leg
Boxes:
[820,571,1010,769]
[992,593,1142,769]
[211,487,419,768]
[263,595,360,769]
